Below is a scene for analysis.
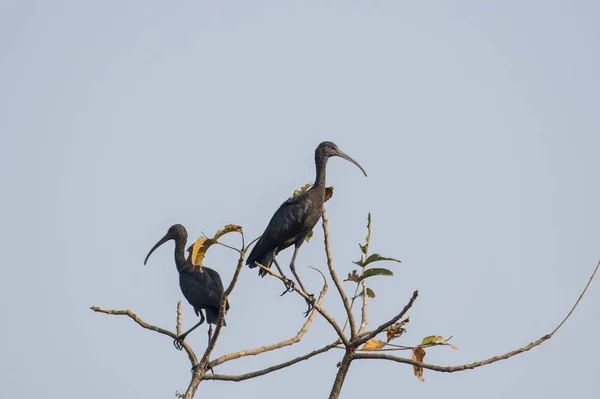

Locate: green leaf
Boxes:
[352,256,365,267]
[360,213,372,255]
[421,336,445,346]
[362,253,401,267]
[359,243,367,254]
[356,287,376,299]
[358,267,394,281]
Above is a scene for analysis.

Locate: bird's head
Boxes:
[144,224,188,265]
[316,141,367,177]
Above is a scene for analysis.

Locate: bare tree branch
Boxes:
[355,261,600,374]
[177,301,182,336]
[204,254,246,354]
[355,334,551,373]
[209,271,328,368]
[90,306,198,366]
[189,253,247,395]
[204,342,340,382]
[255,262,350,347]
[329,349,355,399]
[356,290,419,345]
[358,281,369,335]
[214,241,243,254]
[550,260,599,335]
[322,210,357,339]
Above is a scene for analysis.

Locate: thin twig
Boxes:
[355,261,600,373]
[244,236,261,252]
[322,210,356,339]
[177,301,182,337]
[90,306,197,366]
[355,335,551,372]
[209,269,328,368]
[256,262,350,347]
[551,260,599,335]
[358,280,369,335]
[204,342,340,382]
[214,241,243,254]
[356,290,419,345]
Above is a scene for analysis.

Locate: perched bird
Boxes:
[246,141,367,310]
[144,224,229,350]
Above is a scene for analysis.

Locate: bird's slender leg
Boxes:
[174,312,205,351]
[208,324,213,345]
[289,243,315,316]
[273,257,295,295]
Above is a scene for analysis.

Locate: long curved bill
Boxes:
[336,150,367,177]
[144,234,171,265]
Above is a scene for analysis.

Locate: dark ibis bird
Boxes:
[246,141,367,309]
[144,224,229,350]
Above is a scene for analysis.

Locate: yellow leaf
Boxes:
[214,224,243,241]
[293,183,312,197]
[191,236,214,268]
[412,345,426,382]
[362,339,386,350]
[421,335,445,346]
[191,224,243,267]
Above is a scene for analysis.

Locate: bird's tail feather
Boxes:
[206,307,226,327]
[248,249,276,278]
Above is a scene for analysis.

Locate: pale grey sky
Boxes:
[1,1,599,398]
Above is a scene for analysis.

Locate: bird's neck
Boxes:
[174,238,187,271]
[313,155,328,190]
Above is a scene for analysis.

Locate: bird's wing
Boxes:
[247,194,313,264]
[179,268,223,310]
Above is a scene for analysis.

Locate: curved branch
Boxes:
[356,290,419,345]
[356,260,600,372]
[90,306,198,366]
[321,210,357,339]
[204,342,340,382]
[209,270,328,368]
[355,334,551,372]
[255,262,350,347]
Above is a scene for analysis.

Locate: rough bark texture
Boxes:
[329,349,356,399]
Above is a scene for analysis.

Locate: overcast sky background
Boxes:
[2,1,599,398]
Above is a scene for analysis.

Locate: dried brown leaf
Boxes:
[386,317,409,342]
[412,345,426,382]
[344,270,360,283]
[325,186,334,202]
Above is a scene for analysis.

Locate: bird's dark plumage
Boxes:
[247,191,318,275]
[145,224,229,327]
[246,141,367,279]
[179,263,229,325]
